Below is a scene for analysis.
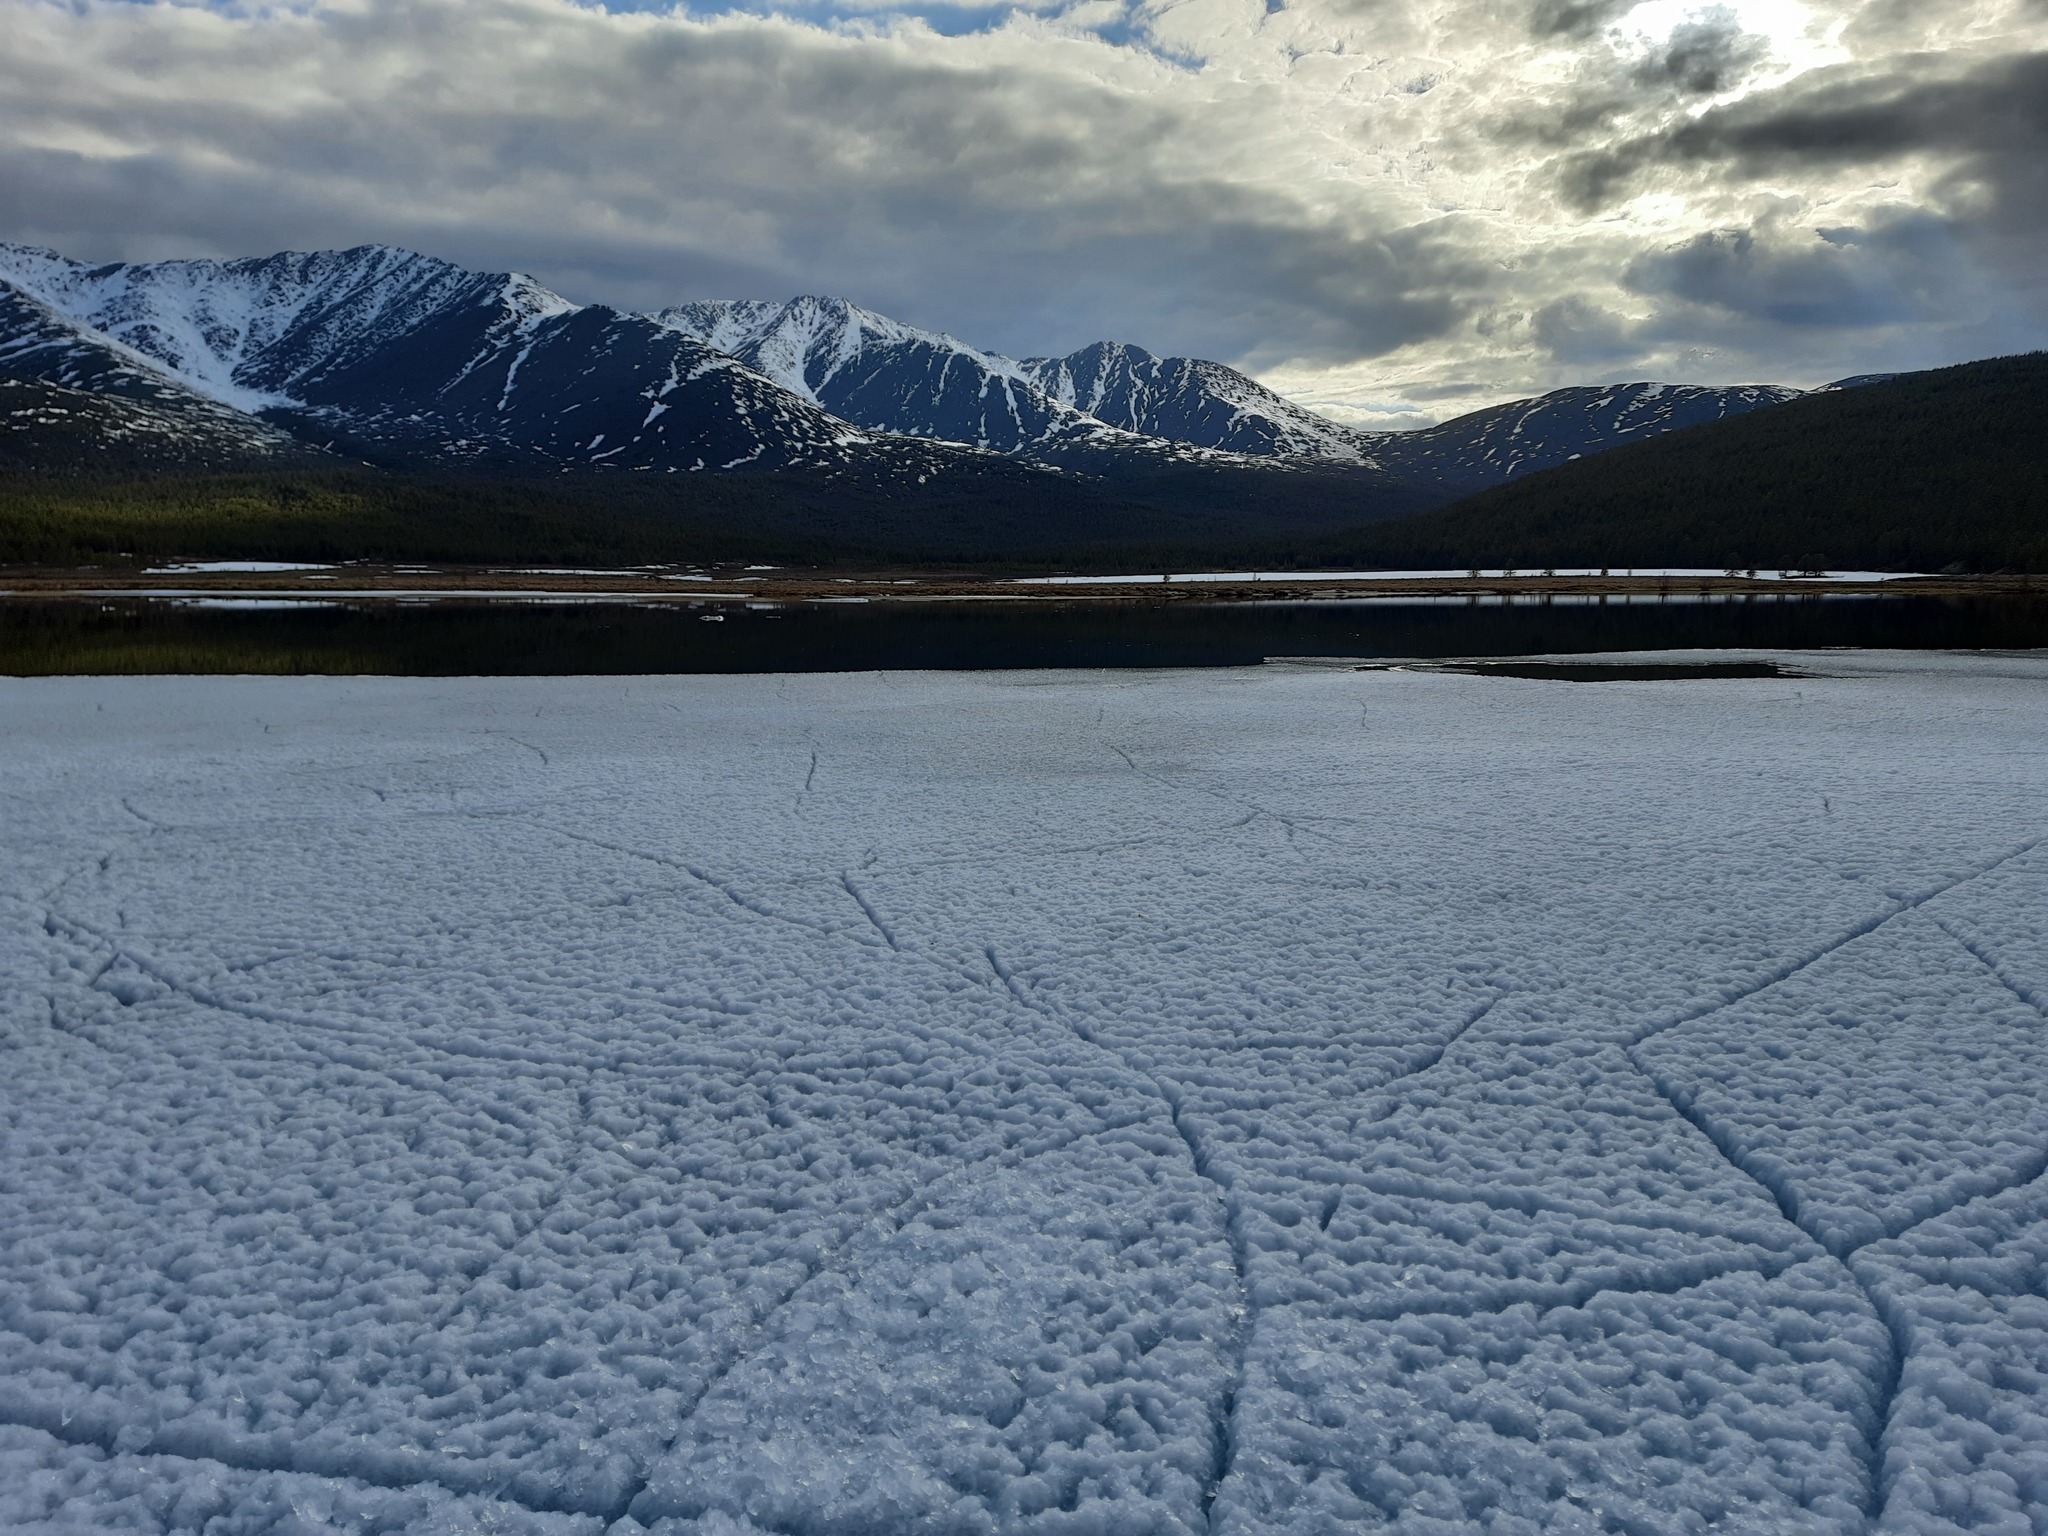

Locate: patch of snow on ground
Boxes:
[2,652,2045,1534]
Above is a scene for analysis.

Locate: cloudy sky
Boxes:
[1,0,2041,423]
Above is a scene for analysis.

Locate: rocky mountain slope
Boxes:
[0,281,310,468]
[1293,353,2048,572]
[0,245,992,479]
[1021,342,1376,462]
[0,241,1832,502]
[1368,382,1806,494]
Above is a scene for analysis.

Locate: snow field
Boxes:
[1,655,2044,1534]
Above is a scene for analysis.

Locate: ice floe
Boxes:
[2,652,2044,1533]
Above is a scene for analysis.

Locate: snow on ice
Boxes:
[1,653,2045,1534]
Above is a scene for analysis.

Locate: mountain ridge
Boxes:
[0,245,1335,484]
[652,296,1382,468]
[0,239,1829,498]
[1368,381,1807,493]
[0,277,314,467]
[13,238,2001,572]
[1275,353,2048,573]
[1021,342,1378,463]
[0,243,948,477]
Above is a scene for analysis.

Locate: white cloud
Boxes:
[0,0,2041,418]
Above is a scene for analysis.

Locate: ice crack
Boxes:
[840,873,900,950]
[611,1126,1097,1526]
[1610,841,2047,1527]
[1625,1045,1901,1521]
[984,945,1248,1533]
[0,1391,619,1521]
[1937,916,2048,1021]
[1629,836,2043,1049]
[1623,977,2048,1527]
[1361,989,1504,1123]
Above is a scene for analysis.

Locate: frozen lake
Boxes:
[3,654,2045,1535]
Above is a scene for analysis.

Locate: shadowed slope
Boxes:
[1298,354,2048,572]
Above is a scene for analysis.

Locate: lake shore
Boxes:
[4,564,2044,605]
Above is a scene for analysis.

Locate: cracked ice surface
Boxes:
[2,653,2045,1536]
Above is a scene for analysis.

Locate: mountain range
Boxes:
[0,242,1816,492]
[7,241,2028,570]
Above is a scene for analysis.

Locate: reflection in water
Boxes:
[2,594,2044,676]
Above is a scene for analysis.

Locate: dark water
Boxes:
[2,593,2044,676]
[1441,659,1795,682]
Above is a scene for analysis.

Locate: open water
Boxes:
[1,592,2043,674]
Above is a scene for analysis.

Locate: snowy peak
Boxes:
[498,271,580,331]
[1370,381,1808,492]
[1022,341,1378,464]
[0,243,899,475]
[654,296,1033,401]
[650,296,1101,454]
[0,242,566,413]
[0,277,309,463]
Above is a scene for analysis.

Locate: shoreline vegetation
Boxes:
[3,461,2043,577]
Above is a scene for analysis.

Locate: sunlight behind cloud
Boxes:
[1617,0,1842,78]
[0,0,2040,421]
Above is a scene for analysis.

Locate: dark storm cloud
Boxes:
[1631,12,1768,96]
[1564,49,2048,213]
[1529,0,1635,39]
[1558,36,2047,364]
[0,0,2043,409]
[1530,294,1642,364]
[1624,211,1978,328]
[0,2,1482,365]
[1486,8,1766,160]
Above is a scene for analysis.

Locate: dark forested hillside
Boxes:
[0,457,1440,568]
[1296,354,2048,572]
[7,348,2043,573]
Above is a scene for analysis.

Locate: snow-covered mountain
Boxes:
[649,295,1280,479]
[648,296,1810,490]
[653,296,1083,454]
[652,298,1376,468]
[0,240,1825,505]
[0,245,944,475]
[0,279,309,466]
[1022,342,1377,463]
[0,243,556,415]
[0,246,1300,482]
[1368,382,1807,493]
